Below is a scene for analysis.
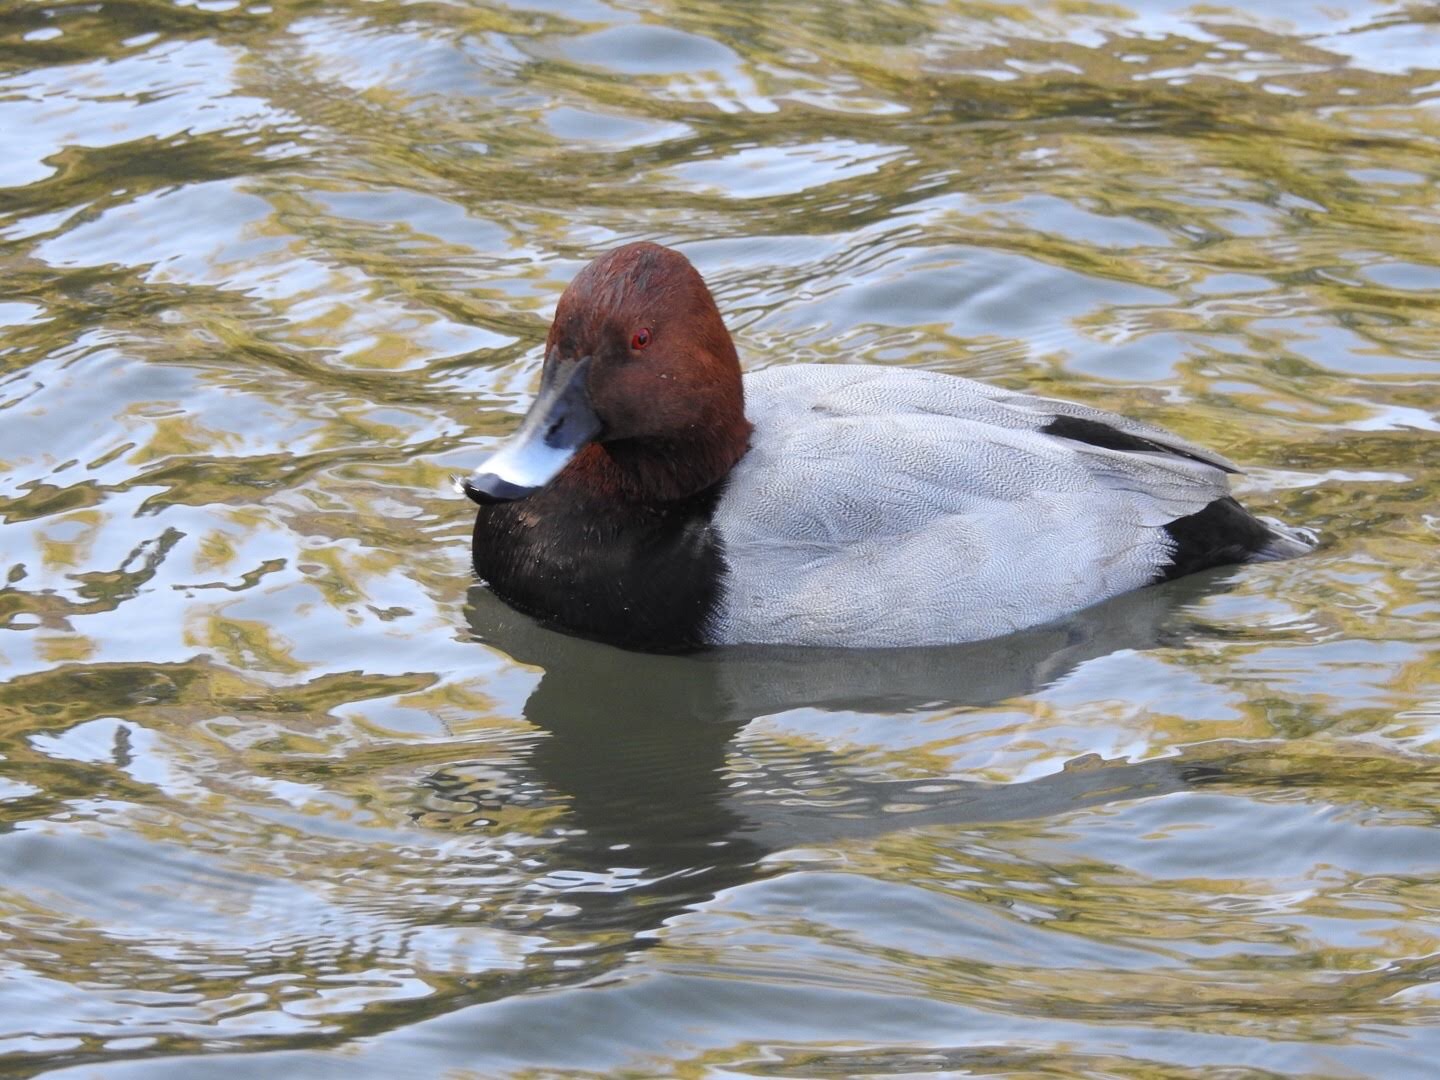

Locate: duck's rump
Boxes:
[707,364,1309,648]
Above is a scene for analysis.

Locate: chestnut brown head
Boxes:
[462,242,751,504]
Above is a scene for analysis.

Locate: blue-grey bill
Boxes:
[459,356,601,505]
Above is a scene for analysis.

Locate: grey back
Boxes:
[710,365,1233,647]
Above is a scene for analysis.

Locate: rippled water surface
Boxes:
[2,0,1439,1075]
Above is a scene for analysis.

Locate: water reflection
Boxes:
[459,577,1235,932]
[3,0,1438,1073]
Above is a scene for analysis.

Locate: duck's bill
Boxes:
[459,356,601,505]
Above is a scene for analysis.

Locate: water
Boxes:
[1,0,1438,1075]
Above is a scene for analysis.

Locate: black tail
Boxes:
[1157,497,1315,583]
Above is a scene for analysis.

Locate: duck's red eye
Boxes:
[630,327,652,350]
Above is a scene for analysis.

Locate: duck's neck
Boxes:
[560,422,753,504]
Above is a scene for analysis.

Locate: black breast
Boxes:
[470,484,725,652]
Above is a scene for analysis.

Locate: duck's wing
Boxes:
[743,363,1239,473]
[982,387,1240,474]
[712,365,1253,647]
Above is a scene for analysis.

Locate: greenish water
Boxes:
[1,0,1438,1076]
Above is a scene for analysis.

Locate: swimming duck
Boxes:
[461,242,1312,651]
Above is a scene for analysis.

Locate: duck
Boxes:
[460,241,1313,652]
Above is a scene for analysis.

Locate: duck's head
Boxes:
[461,242,751,505]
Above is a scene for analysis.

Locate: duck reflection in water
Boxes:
[453,573,1239,939]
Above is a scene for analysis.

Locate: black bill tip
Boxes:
[460,473,538,505]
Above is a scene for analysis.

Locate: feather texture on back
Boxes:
[710,364,1259,647]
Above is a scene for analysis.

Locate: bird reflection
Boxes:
[455,573,1237,936]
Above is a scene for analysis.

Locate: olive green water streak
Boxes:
[1,0,1438,1076]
